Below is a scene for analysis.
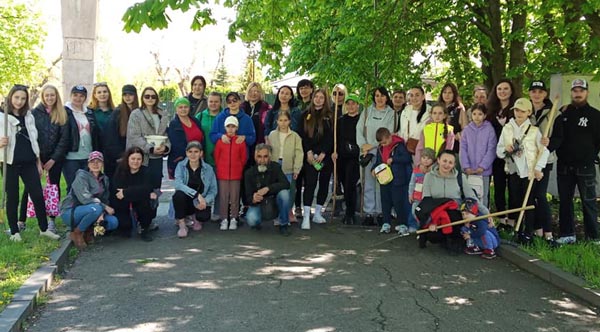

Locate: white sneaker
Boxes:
[397,225,409,235]
[301,214,311,230]
[9,233,22,242]
[40,230,60,240]
[273,218,280,226]
[380,223,391,234]
[47,220,57,233]
[312,214,327,224]
[185,216,195,227]
[556,235,576,245]
[229,218,238,230]
[220,219,229,231]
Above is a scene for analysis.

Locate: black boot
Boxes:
[140,228,153,242]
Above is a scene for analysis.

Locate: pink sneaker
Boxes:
[177,225,188,238]
[192,219,202,231]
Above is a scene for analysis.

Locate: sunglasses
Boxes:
[333,92,345,96]
[94,82,108,87]
[13,84,29,90]
[143,94,158,100]
[226,99,239,104]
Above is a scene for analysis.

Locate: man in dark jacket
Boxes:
[244,144,291,236]
[555,78,600,244]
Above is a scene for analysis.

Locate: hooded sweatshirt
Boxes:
[372,135,412,186]
[356,104,397,152]
[460,120,497,176]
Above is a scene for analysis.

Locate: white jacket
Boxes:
[0,111,40,164]
[496,118,549,178]
[399,104,431,140]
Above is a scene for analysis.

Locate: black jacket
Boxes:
[298,109,334,156]
[65,106,100,153]
[244,161,290,206]
[110,165,153,204]
[104,108,127,163]
[31,103,69,162]
[555,102,600,167]
[337,113,360,159]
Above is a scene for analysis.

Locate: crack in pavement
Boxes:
[372,299,388,331]
[413,296,441,331]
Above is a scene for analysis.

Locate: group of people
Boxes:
[1,75,598,256]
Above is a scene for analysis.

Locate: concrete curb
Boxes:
[498,240,600,308]
[0,238,73,332]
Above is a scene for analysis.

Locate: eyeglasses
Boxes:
[143,94,158,100]
[93,82,108,87]
[226,99,239,104]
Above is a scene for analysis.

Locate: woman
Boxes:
[195,91,222,167]
[18,84,69,233]
[355,87,397,226]
[60,151,117,249]
[126,86,171,192]
[242,82,271,146]
[438,82,467,152]
[88,82,115,133]
[167,97,204,179]
[399,86,431,160]
[392,90,407,114]
[298,88,334,229]
[331,83,347,119]
[296,79,314,111]
[104,84,139,178]
[1,85,60,242]
[486,79,518,229]
[63,85,100,192]
[172,141,217,238]
[264,85,302,138]
[420,150,489,249]
[111,147,156,241]
[187,75,208,117]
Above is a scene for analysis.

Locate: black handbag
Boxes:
[260,195,279,221]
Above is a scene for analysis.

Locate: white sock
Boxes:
[303,206,311,219]
[315,205,323,218]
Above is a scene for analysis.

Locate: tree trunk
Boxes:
[508,0,527,93]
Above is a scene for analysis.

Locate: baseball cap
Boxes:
[186,140,203,151]
[528,80,547,91]
[345,94,361,104]
[88,151,104,162]
[571,78,588,90]
[511,98,533,113]
[460,197,479,216]
[225,92,240,102]
[224,115,239,128]
[122,84,137,95]
[71,85,87,97]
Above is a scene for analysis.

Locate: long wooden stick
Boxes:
[416,205,535,234]
[332,88,339,217]
[0,107,8,228]
[359,84,371,218]
[514,96,559,233]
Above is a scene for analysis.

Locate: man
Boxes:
[244,144,292,236]
[555,78,600,244]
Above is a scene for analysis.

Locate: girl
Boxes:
[63,85,100,192]
[460,103,497,208]
[104,84,139,178]
[298,88,334,229]
[438,83,467,152]
[486,79,518,229]
[264,85,302,137]
[60,151,117,248]
[88,82,115,133]
[414,103,455,163]
[111,147,156,241]
[496,98,548,243]
[18,84,69,233]
[268,111,303,223]
[399,86,431,162]
[0,85,60,242]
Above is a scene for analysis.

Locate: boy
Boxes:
[214,116,247,231]
[460,198,500,259]
[372,128,412,234]
[406,148,436,234]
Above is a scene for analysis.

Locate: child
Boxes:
[0,85,60,242]
[407,148,436,234]
[214,116,247,231]
[267,111,303,223]
[460,103,497,208]
[372,128,412,234]
[415,103,455,162]
[460,198,500,259]
[496,98,549,244]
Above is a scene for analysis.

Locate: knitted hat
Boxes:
[174,97,191,108]
[421,148,436,161]
[88,151,104,162]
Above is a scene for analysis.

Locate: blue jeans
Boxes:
[381,184,409,225]
[63,159,88,192]
[246,190,291,226]
[61,203,118,232]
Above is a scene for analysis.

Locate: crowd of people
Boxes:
[1,76,599,257]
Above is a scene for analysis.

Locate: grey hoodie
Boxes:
[356,104,397,150]
[60,169,110,212]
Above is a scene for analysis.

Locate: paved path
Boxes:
[25,207,599,332]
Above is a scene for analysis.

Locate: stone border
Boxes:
[0,238,73,332]
[498,241,600,308]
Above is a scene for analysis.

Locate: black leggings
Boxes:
[303,158,333,206]
[172,190,211,221]
[112,197,155,232]
[19,159,62,221]
[295,168,304,207]
[339,157,359,215]
[6,162,48,234]
[492,158,508,216]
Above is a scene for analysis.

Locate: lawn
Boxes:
[0,175,68,311]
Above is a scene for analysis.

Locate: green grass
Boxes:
[0,175,69,311]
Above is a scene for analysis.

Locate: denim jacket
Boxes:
[174,157,217,205]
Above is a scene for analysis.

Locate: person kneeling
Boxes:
[60,151,118,249]
[460,198,500,259]
[244,144,292,236]
[172,141,217,238]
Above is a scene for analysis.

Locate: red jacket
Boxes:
[214,136,247,180]
[428,200,459,235]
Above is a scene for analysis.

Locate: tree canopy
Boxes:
[123,0,600,98]
[0,0,45,95]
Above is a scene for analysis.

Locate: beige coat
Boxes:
[126,107,171,165]
[268,129,303,174]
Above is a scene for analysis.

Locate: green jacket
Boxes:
[196,108,221,167]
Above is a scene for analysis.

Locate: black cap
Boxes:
[225,92,240,102]
[122,84,137,95]
[71,85,87,97]
[528,80,547,91]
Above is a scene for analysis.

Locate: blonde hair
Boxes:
[41,85,68,126]
[245,82,265,102]
[332,83,347,115]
